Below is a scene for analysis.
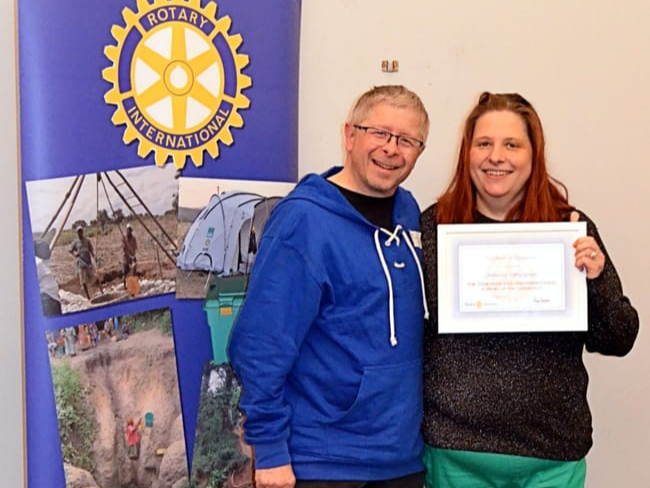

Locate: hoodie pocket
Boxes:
[325,358,423,463]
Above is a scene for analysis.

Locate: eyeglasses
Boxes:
[353,125,424,150]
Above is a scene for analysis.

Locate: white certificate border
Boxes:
[437,222,588,333]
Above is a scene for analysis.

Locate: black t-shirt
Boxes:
[328,181,395,230]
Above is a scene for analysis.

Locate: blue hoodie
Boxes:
[228,167,428,480]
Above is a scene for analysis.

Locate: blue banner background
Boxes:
[18,0,300,486]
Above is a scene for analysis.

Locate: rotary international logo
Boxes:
[103,0,251,168]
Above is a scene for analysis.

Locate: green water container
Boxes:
[203,275,248,364]
[144,412,154,427]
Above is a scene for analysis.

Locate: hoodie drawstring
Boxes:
[374,225,429,347]
[401,229,430,321]
[374,227,397,346]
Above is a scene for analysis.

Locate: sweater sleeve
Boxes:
[582,213,639,356]
[227,234,322,469]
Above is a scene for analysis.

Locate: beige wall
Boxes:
[3,1,648,486]
[299,1,649,487]
[0,0,24,486]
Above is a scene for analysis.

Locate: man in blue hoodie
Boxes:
[228,85,430,488]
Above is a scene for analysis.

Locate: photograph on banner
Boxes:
[189,360,251,487]
[175,177,295,299]
[45,307,189,488]
[26,165,179,315]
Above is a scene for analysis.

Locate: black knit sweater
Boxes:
[420,204,639,461]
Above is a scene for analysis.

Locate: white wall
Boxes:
[299,1,649,487]
[0,0,24,486]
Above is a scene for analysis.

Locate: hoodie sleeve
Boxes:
[581,212,639,356]
[227,233,322,469]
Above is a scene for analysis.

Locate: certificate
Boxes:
[437,222,588,333]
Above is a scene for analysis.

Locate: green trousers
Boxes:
[423,445,586,488]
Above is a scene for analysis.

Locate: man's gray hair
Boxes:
[348,85,429,142]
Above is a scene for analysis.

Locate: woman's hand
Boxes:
[571,211,605,279]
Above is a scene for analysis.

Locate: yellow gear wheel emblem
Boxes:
[103,0,251,168]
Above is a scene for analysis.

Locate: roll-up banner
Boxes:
[18,0,301,486]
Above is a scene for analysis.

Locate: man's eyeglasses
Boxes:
[353,125,424,150]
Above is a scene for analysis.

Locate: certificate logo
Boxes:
[103,0,252,168]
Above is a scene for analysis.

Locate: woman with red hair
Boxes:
[420,92,639,488]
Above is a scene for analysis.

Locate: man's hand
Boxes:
[255,464,296,488]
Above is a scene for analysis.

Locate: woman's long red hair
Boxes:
[435,92,572,224]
